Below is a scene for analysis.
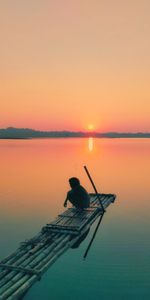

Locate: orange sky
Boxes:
[0,0,150,132]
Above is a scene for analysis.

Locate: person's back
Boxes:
[64,177,90,209]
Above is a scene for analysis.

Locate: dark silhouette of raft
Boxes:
[0,193,116,300]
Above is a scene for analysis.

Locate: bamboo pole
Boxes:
[83,196,114,259]
[0,231,58,281]
[7,242,71,300]
[0,230,71,288]
[0,194,115,300]
[0,197,109,288]
[91,194,114,209]
[83,214,104,259]
[0,234,64,291]
[7,225,93,300]
[0,204,102,288]
[0,231,43,265]
[84,166,105,213]
[0,232,46,280]
[0,235,71,299]
[0,233,60,287]
[1,210,102,299]
[0,238,50,284]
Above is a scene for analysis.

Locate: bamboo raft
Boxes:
[0,193,116,300]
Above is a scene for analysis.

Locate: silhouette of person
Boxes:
[64,177,90,209]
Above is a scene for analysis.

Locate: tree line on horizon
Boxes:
[0,127,150,139]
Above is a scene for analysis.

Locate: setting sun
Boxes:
[88,124,94,131]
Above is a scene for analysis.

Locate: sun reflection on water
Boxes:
[88,137,94,152]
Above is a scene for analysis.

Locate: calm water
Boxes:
[0,138,150,299]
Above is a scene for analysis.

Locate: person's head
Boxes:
[69,177,80,189]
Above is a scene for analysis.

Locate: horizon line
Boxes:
[0,126,150,134]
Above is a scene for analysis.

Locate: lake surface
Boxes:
[0,138,150,299]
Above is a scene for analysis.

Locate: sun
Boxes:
[88,124,94,131]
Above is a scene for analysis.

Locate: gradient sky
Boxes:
[0,0,150,131]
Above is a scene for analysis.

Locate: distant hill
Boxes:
[0,127,150,139]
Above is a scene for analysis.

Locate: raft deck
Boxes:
[0,193,116,300]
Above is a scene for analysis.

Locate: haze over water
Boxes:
[0,138,150,299]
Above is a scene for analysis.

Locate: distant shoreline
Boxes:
[0,137,150,140]
[0,127,150,139]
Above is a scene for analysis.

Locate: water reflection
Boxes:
[0,138,150,300]
[88,137,94,152]
[71,228,90,249]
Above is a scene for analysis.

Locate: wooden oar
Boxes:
[83,213,104,259]
[83,166,105,260]
[84,166,105,213]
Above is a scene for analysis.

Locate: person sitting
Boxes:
[64,177,90,209]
